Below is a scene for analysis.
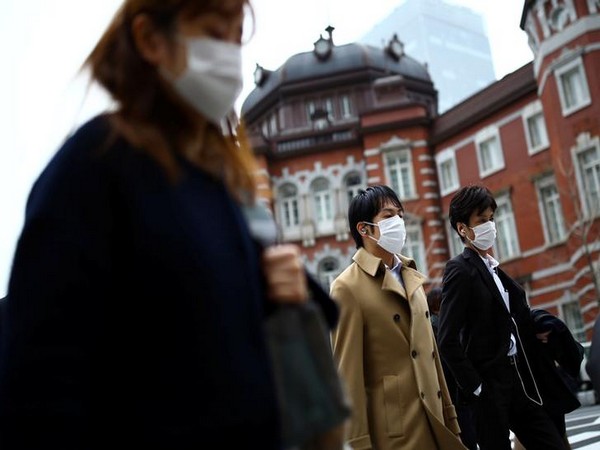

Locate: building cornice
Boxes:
[430,62,537,145]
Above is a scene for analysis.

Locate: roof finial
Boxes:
[325,25,335,44]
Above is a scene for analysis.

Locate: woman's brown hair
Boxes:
[84,0,257,203]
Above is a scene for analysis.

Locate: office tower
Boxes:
[361,0,496,112]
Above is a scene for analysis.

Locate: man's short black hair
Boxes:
[348,185,403,249]
[449,184,497,241]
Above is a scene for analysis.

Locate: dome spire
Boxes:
[325,25,335,45]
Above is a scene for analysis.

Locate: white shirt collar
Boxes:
[478,253,499,272]
[387,254,402,272]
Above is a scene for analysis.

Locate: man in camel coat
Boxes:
[330,185,466,450]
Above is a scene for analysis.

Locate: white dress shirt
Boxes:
[480,253,517,356]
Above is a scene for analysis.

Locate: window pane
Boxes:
[312,179,332,224]
[527,113,544,148]
[387,152,414,198]
[306,101,316,122]
[440,159,456,191]
[324,98,334,119]
[479,137,500,172]
[318,258,340,290]
[495,200,519,260]
[340,95,353,117]
[562,67,583,109]
[539,182,565,243]
[404,227,426,274]
[563,301,585,342]
[346,173,362,205]
[279,184,299,228]
[578,147,600,215]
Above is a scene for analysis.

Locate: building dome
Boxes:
[241,32,432,116]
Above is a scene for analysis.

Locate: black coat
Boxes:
[438,248,539,399]
[529,309,582,417]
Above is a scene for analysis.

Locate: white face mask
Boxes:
[364,216,406,255]
[467,221,497,251]
[167,37,243,124]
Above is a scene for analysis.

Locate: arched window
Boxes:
[311,178,333,230]
[278,183,300,230]
[318,257,340,290]
[345,172,363,207]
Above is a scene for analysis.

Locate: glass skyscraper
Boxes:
[361,0,496,112]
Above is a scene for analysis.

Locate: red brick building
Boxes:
[241,1,600,340]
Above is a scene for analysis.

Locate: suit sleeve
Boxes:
[330,278,372,449]
[437,258,482,395]
[553,323,584,379]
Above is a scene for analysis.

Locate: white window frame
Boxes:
[446,220,463,258]
[555,56,591,117]
[311,177,334,233]
[384,148,416,200]
[573,134,600,219]
[493,194,520,261]
[436,148,459,196]
[324,97,334,120]
[561,298,586,342]
[306,100,316,123]
[536,175,567,245]
[268,112,278,136]
[522,101,549,155]
[261,120,269,138]
[404,222,427,276]
[317,257,341,291]
[278,184,301,231]
[344,172,364,210]
[475,127,505,178]
[548,4,572,32]
[340,94,353,118]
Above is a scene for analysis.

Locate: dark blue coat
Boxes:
[0,115,320,449]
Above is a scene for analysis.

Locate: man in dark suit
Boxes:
[438,184,569,450]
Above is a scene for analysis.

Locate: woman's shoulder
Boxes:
[60,114,120,156]
[26,115,128,207]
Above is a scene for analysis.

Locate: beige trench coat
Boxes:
[330,248,466,450]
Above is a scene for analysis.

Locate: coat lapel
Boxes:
[353,248,425,301]
[401,260,427,299]
[463,247,509,314]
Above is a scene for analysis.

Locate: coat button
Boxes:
[425,311,430,318]
[411,350,418,358]
[432,351,436,359]
[421,392,425,399]
[437,390,442,398]
[393,314,400,322]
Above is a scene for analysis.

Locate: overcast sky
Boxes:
[0,0,532,297]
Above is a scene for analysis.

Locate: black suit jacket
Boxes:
[438,247,537,398]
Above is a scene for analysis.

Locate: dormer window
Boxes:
[310,108,331,130]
